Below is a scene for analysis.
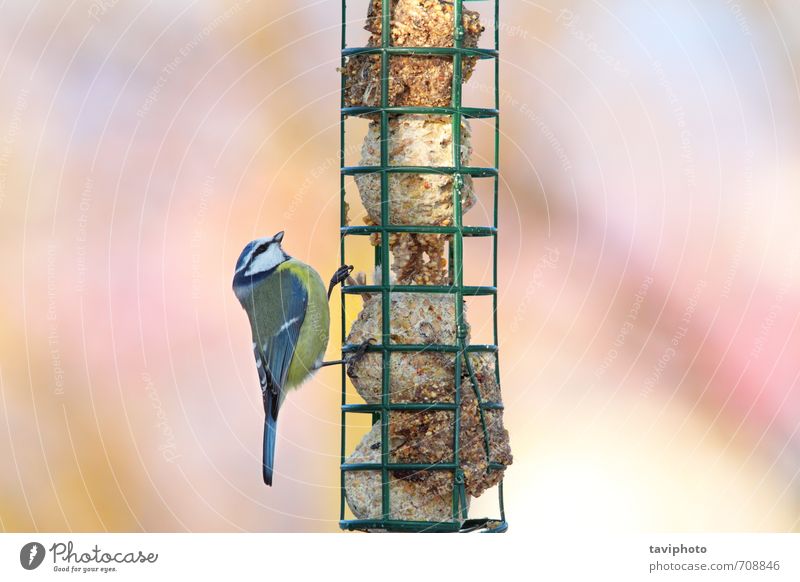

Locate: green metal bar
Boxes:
[492,0,501,389]
[373,244,381,268]
[493,0,506,531]
[342,225,495,236]
[341,520,462,533]
[342,284,496,295]
[343,106,498,119]
[343,401,504,413]
[499,481,506,524]
[343,403,459,413]
[343,462,459,472]
[342,46,497,58]
[342,165,497,177]
[464,353,492,463]
[379,0,391,521]
[339,0,348,526]
[451,0,467,522]
[343,461,508,475]
[341,342,497,354]
[448,233,455,285]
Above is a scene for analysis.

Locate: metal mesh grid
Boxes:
[339,0,507,533]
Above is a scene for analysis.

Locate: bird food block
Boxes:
[343,0,484,108]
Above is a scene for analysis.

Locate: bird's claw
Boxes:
[328,264,354,299]
[346,338,376,378]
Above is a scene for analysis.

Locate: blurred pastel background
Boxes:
[1,0,799,532]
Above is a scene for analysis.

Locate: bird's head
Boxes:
[232,231,289,297]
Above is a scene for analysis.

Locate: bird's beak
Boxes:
[273,231,285,243]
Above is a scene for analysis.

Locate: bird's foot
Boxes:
[316,339,375,371]
[346,339,375,378]
[327,264,354,299]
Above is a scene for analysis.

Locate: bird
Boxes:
[232,231,356,486]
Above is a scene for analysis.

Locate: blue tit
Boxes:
[232,231,334,486]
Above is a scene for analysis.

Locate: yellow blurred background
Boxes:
[0,0,798,532]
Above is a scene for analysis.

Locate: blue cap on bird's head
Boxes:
[233,231,289,290]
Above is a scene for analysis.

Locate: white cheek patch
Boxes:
[244,244,284,276]
[236,238,270,274]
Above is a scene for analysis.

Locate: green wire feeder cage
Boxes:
[339,0,510,533]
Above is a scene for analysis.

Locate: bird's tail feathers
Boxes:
[263,396,278,486]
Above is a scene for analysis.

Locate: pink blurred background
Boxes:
[0,0,798,532]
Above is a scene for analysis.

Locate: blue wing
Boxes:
[255,269,307,394]
[252,268,307,485]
